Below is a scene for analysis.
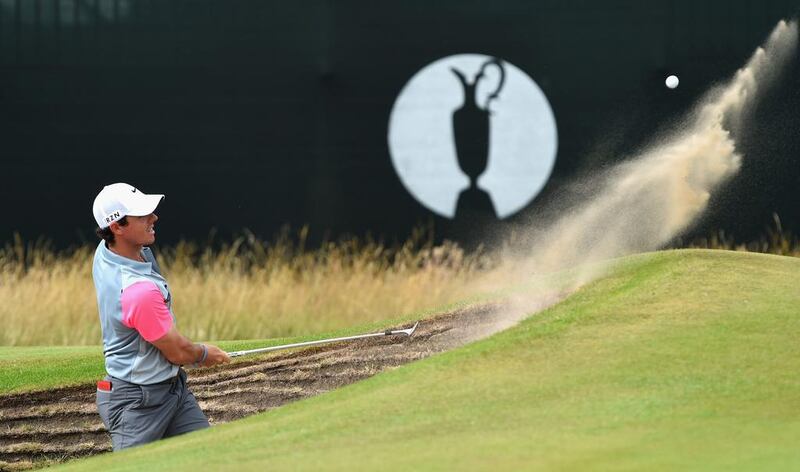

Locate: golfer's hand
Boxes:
[201,344,231,367]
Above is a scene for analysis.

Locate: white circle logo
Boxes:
[388,54,558,219]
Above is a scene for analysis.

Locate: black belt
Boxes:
[108,369,182,387]
[154,369,183,386]
[154,375,179,386]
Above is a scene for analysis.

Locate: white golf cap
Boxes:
[92,183,165,228]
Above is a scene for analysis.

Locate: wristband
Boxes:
[192,344,208,368]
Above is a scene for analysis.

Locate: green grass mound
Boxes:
[57,249,800,471]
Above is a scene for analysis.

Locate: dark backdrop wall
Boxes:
[1,0,798,248]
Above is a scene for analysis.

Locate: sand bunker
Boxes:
[0,303,524,470]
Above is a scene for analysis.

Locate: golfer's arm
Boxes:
[151,326,204,366]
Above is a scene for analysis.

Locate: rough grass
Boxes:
[2,221,796,347]
[0,229,504,346]
[684,214,800,257]
[53,250,800,471]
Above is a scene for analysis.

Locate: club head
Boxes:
[400,321,419,336]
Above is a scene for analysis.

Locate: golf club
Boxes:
[226,321,420,358]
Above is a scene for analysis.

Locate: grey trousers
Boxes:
[96,369,209,451]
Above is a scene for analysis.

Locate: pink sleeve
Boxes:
[120,281,173,342]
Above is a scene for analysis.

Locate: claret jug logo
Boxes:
[388,54,558,219]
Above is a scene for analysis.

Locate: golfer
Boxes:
[91,183,230,450]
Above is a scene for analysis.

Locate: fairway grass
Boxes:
[50,249,800,471]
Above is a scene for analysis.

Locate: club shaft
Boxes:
[228,331,395,358]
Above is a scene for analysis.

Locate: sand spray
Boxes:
[471,20,798,337]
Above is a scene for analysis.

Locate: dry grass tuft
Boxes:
[0,229,502,346]
[686,214,800,257]
[1,221,796,347]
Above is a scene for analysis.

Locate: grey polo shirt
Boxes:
[92,241,179,384]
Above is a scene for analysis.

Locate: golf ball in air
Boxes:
[665,75,679,89]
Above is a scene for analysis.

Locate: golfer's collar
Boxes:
[102,241,152,272]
